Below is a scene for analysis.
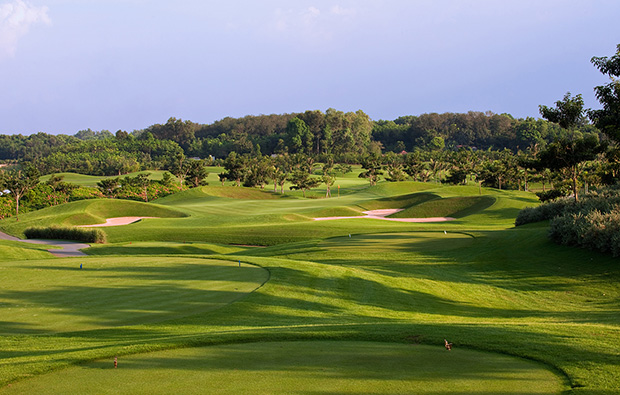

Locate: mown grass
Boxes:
[1,342,562,394]
[0,181,618,393]
[0,256,268,334]
[0,240,57,261]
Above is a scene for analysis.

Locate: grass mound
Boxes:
[363,181,436,197]
[3,341,562,394]
[0,240,57,261]
[305,206,364,218]
[201,186,283,199]
[0,199,187,237]
[390,195,495,218]
[24,226,106,243]
[359,192,439,211]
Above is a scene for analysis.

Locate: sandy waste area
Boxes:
[313,209,455,223]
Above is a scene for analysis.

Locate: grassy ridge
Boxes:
[0,199,187,238]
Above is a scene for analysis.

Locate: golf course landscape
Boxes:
[0,172,618,394]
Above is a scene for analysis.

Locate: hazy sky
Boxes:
[1,0,619,135]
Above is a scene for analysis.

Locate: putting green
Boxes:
[0,341,563,394]
[0,257,269,334]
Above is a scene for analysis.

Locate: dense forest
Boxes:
[0,109,601,170]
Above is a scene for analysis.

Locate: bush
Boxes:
[535,189,565,203]
[518,185,620,256]
[24,226,106,244]
[514,198,572,226]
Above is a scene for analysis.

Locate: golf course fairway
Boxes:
[0,341,562,394]
[1,181,619,393]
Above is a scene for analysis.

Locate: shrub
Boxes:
[521,185,620,256]
[535,189,565,202]
[24,226,106,244]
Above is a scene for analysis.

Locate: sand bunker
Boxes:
[78,217,156,227]
[313,209,455,223]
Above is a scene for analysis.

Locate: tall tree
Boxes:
[536,136,604,201]
[539,92,602,200]
[287,170,320,198]
[358,154,383,186]
[589,44,620,143]
[286,117,313,154]
[184,159,209,188]
[0,166,40,220]
[539,92,586,130]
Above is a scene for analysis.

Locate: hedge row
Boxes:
[24,226,106,244]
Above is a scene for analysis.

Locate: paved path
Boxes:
[0,230,89,257]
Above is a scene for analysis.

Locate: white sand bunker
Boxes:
[78,217,157,227]
[313,209,455,223]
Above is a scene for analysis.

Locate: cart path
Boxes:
[0,230,89,257]
[313,209,455,222]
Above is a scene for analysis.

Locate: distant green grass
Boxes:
[1,342,562,394]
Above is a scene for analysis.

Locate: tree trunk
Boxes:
[572,166,579,201]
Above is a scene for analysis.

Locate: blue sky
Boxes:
[1,0,619,135]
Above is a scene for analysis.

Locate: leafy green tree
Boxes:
[539,92,586,130]
[589,44,620,143]
[539,92,605,200]
[286,117,313,154]
[45,174,77,204]
[220,152,247,187]
[271,155,291,193]
[383,152,407,182]
[359,154,383,186]
[97,177,121,197]
[288,170,320,197]
[0,166,40,220]
[537,136,604,201]
[334,163,352,176]
[122,173,151,202]
[184,159,209,188]
[321,157,336,197]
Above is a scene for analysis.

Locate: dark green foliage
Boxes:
[549,208,620,256]
[24,226,106,244]
[589,44,620,143]
[516,186,620,255]
[535,189,565,202]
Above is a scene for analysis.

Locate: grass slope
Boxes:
[0,181,618,393]
[0,199,187,238]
